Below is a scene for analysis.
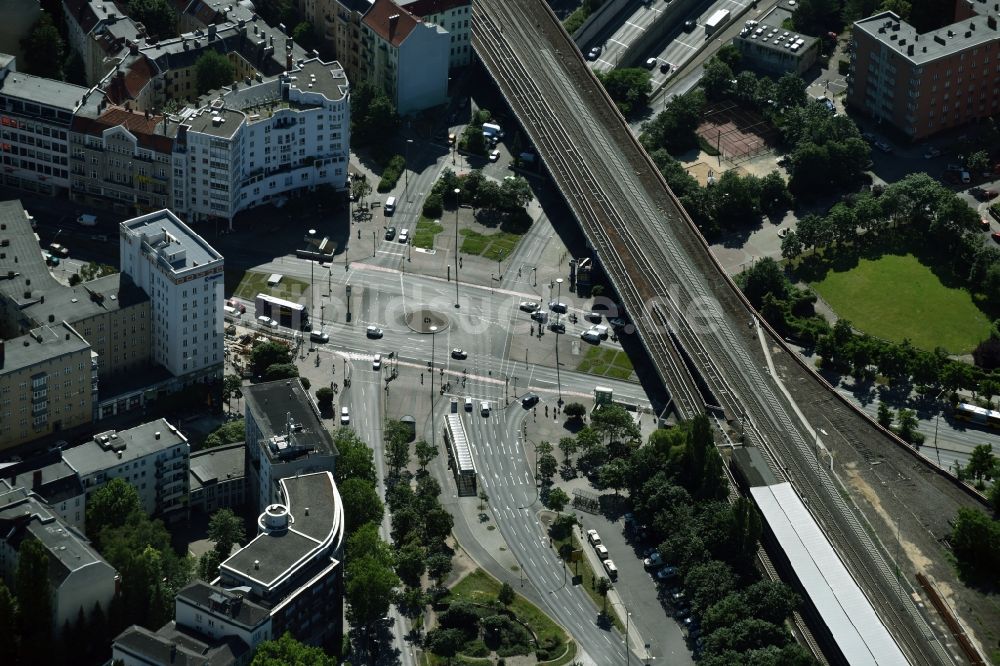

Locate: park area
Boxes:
[234,271,309,303]
[810,254,992,353]
[576,347,635,381]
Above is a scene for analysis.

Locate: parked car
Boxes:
[643,552,664,570]
[595,544,610,560]
[992,231,1000,243]
[489,149,501,162]
[981,217,992,230]
[961,171,972,184]
[451,348,468,360]
[656,566,679,581]
[520,301,540,312]
[366,325,384,339]
[603,559,618,580]
[587,529,602,546]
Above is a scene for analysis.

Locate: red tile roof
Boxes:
[72,106,174,154]
[403,0,469,18]
[362,0,420,48]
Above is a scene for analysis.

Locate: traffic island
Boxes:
[404,308,451,334]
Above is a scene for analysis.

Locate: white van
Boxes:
[77,214,97,227]
[465,397,473,412]
[384,196,396,215]
[257,315,277,328]
[224,305,239,319]
[340,406,350,425]
[587,529,602,546]
[603,559,618,581]
[595,544,609,560]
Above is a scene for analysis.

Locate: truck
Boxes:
[705,9,730,36]
[482,122,502,139]
[77,214,97,227]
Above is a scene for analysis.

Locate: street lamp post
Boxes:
[430,325,439,443]
[308,228,316,340]
[404,138,414,198]
[454,188,461,308]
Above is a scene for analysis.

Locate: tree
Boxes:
[340,478,384,533]
[384,419,412,474]
[596,577,612,612]
[427,553,454,586]
[775,72,808,109]
[291,21,320,52]
[195,50,235,95]
[20,14,64,79]
[591,403,640,445]
[79,262,118,282]
[249,341,292,376]
[498,581,516,606]
[203,418,245,449]
[127,0,178,39]
[704,618,789,654]
[739,257,787,309]
[968,149,991,174]
[251,631,335,666]
[425,627,466,663]
[597,67,652,116]
[415,439,438,471]
[546,487,570,513]
[263,363,299,382]
[701,57,734,100]
[197,550,222,581]
[350,81,400,150]
[315,386,334,410]
[538,453,559,483]
[791,0,843,34]
[222,374,243,405]
[395,542,427,587]
[0,581,16,664]
[895,408,921,444]
[86,477,142,545]
[16,538,53,666]
[965,444,997,482]
[346,555,399,630]
[597,458,629,495]
[951,507,1000,577]
[558,436,578,464]
[208,509,245,560]
[877,401,894,429]
[334,429,376,485]
[563,402,587,420]
[684,559,736,615]
[780,229,803,259]
[759,170,791,213]
[425,507,455,543]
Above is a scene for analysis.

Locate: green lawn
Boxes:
[460,228,523,259]
[810,254,992,353]
[234,271,310,302]
[576,347,635,381]
[412,216,444,249]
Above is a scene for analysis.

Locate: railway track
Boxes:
[472,1,955,663]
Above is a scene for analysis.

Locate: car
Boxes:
[673,604,690,619]
[530,310,548,323]
[90,234,108,242]
[309,330,329,343]
[671,590,686,602]
[643,552,664,570]
[257,315,278,328]
[609,317,628,329]
[340,406,350,425]
[683,19,696,31]
[480,401,491,417]
[489,149,501,162]
[448,133,456,145]
[659,61,674,74]
[548,321,566,334]
[924,147,941,159]
[587,45,602,60]
[465,396,473,411]
[520,301,540,312]
[993,231,1000,243]
[366,325,384,339]
[982,217,992,230]
[946,163,964,172]
[961,171,972,184]
[984,190,999,200]
[874,140,892,153]
[385,226,396,240]
[581,329,602,344]
[595,544,610,560]
[656,566,679,581]
[585,311,601,323]
[398,228,409,243]
[592,324,609,339]
[603,559,618,580]
[451,348,468,359]
[644,57,658,69]
[372,354,382,371]
[778,227,790,238]
[587,529,602,546]
[548,301,568,313]
[521,393,539,408]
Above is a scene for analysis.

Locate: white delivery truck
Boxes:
[705,9,730,36]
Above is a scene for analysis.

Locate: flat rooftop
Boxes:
[751,483,909,666]
[0,324,91,376]
[855,10,1000,65]
[122,209,223,272]
[25,273,150,329]
[221,472,342,591]
[63,418,187,477]
[242,379,337,460]
[190,442,245,493]
[182,107,245,139]
[288,59,349,104]
[0,71,88,112]
[0,199,63,309]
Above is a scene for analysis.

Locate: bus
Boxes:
[954,403,1000,430]
[255,293,309,330]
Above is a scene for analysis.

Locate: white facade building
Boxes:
[120,209,225,383]
[402,0,472,70]
[171,58,350,224]
[63,419,190,523]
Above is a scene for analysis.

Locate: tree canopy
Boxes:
[195,50,235,95]
[250,631,336,665]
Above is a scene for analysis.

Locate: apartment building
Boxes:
[189,441,246,515]
[120,209,225,385]
[848,4,1000,139]
[0,55,87,196]
[402,0,472,70]
[361,0,449,114]
[171,57,349,223]
[0,483,117,636]
[63,418,190,523]
[1,454,87,531]
[321,0,370,84]
[70,94,176,216]
[62,0,146,85]
[242,378,338,513]
[113,471,345,661]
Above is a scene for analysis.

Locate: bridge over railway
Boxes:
[471,1,957,663]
